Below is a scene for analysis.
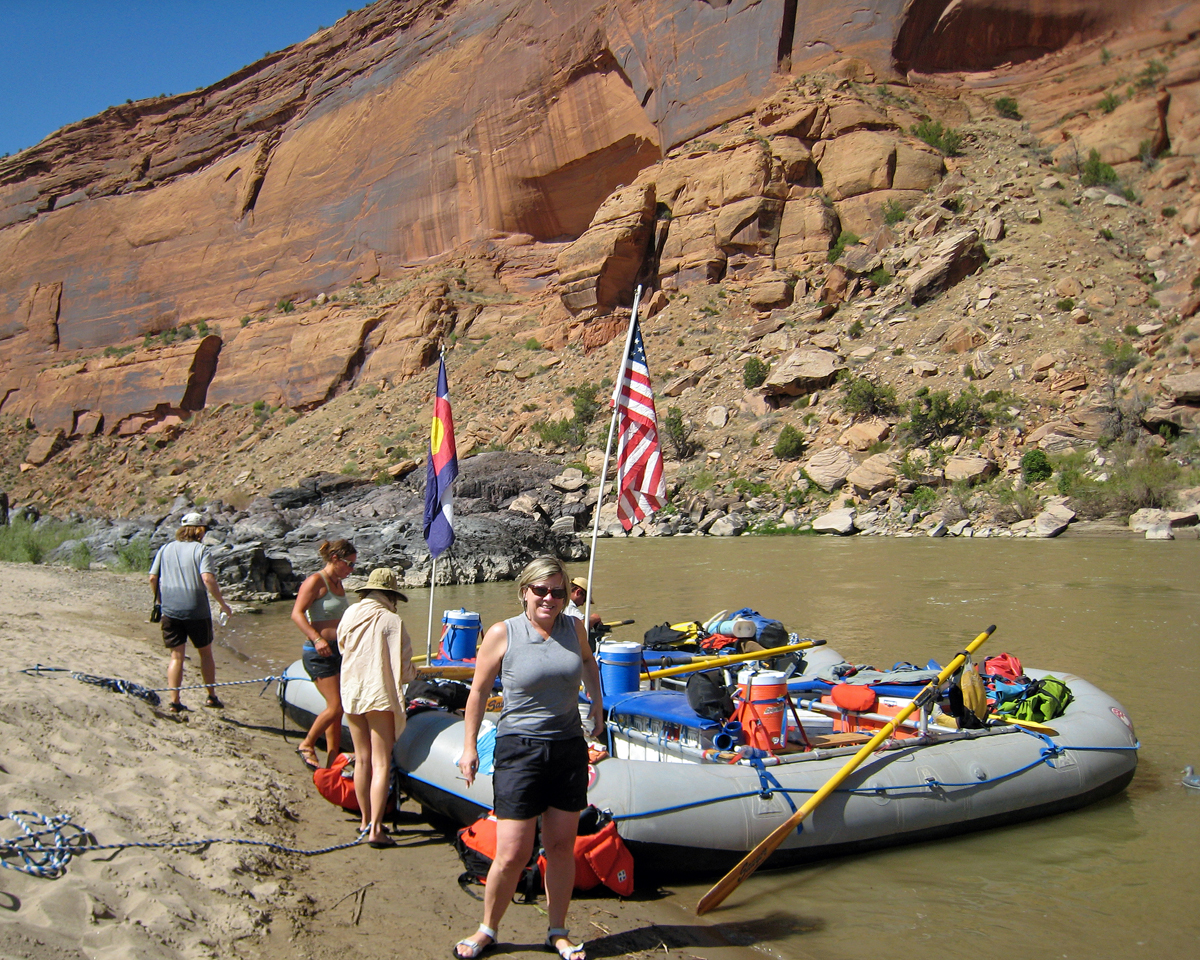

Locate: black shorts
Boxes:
[162,616,214,650]
[492,735,589,820]
[302,643,342,680]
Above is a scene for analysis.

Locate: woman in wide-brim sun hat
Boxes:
[336,566,416,847]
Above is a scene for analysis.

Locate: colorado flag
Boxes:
[423,358,458,557]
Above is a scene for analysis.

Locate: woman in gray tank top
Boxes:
[454,557,603,960]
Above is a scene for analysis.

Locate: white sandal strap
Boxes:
[477,926,496,940]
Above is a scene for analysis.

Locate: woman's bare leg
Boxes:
[300,674,343,764]
[365,710,395,841]
[346,713,371,832]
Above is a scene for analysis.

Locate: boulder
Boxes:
[1144,524,1174,540]
[943,456,996,484]
[775,197,839,262]
[1052,92,1169,167]
[709,513,747,537]
[763,349,844,396]
[1129,508,1172,532]
[817,131,897,200]
[941,322,986,354]
[892,143,945,191]
[25,429,66,466]
[812,507,857,535]
[847,453,897,497]
[1162,371,1200,403]
[839,419,890,452]
[706,406,729,428]
[1031,503,1075,538]
[833,189,923,237]
[556,182,656,313]
[802,446,856,491]
[904,229,986,304]
[912,360,939,377]
[747,275,793,310]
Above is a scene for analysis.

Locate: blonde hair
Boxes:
[318,539,356,562]
[515,556,568,602]
[176,525,205,542]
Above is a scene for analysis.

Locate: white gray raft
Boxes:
[279,652,1139,875]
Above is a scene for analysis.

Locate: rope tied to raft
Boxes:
[22,665,284,707]
[0,809,368,879]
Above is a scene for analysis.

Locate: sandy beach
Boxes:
[1,562,767,960]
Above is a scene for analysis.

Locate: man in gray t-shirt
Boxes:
[149,512,232,713]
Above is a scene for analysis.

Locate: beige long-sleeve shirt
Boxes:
[337,596,417,728]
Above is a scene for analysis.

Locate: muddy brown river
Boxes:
[221,536,1200,958]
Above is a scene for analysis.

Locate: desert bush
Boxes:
[994,97,1021,119]
[995,481,1042,522]
[1098,92,1121,114]
[827,230,860,263]
[773,425,806,460]
[900,387,992,443]
[1020,449,1053,483]
[662,406,698,459]
[69,541,93,571]
[882,199,906,225]
[743,357,769,388]
[911,120,963,156]
[114,537,153,573]
[0,517,84,565]
[840,375,899,418]
[1101,339,1140,377]
[1080,149,1119,187]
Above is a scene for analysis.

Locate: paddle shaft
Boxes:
[641,639,826,681]
[695,625,996,915]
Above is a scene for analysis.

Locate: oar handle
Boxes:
[695,625,996,915]
[641,639,825,681]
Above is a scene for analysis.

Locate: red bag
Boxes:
[313,752,359,812]
[830,683,878,713]
[983,653,1023,681]
[537,820,635,896]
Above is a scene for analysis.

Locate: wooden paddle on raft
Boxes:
[641,639,827,681]
[695,625,997,916]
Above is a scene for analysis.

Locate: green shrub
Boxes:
[70,541,93,570]
[115,538,152,573]
[847,319,864,339]
[840,375,899,418]
[994,97,1021,120]
[995,481,1042,522]
[1100,227,1115,241]
[277,299,295,314]
[524,337,541,350]
[1020,448,1053,482]
[911,120,963,156]
[662,406,697,459]
[743,357,769,388]
[900,386,992,443]
[1163,206,1177,218]
[1101,339,1140,376]
[534,418,580,448]
[691,470,716,492]
[0,517,85,565]
[906,485,939,511]
[867,267,893,288]
[1056,298,1076,312]
[569,383,603,426]
[1080,149,1119,187]
[773,425,806,460]
[827,230,860,263]
[1098,92,1121,114]
[1136,59,1167,90]
[882,199,907,225]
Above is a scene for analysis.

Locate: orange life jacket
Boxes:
[313,753,359,812]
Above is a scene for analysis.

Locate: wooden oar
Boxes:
[641,639,826,681]
[415,664,475,680]
[695,625,996,915]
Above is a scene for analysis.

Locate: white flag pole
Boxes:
[426,556,438,663]
[583,284,643,634]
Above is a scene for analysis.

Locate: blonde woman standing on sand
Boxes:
[337,567,417,847]
[291,539,356,769]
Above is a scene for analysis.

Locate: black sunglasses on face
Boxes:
[528,584,567,600]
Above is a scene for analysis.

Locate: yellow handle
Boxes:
[641,639,825,681]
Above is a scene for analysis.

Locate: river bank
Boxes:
[0,562,776,960]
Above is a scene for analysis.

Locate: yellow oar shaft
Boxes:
[641,639,824,681]
[695,625,996,916]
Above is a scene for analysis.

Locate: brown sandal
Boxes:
[296,745,319,770]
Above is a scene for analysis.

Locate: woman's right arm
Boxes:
[290,575,330,654]
[458,621,507,788]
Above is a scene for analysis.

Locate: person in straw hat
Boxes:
[336,567,417,847]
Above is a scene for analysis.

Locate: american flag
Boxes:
[614,316,665,530]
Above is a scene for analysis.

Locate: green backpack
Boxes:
[998,676,1073,723]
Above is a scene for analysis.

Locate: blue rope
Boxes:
[610,739,1140,822]
[1,809,369,879]
[23,664,283,708]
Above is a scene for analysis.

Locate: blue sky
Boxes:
[1,1,363,157]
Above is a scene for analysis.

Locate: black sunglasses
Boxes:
[528,584,567,600]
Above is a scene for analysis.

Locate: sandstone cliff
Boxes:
[2,0,1199,520]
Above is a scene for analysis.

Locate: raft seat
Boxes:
[606,691,719,763]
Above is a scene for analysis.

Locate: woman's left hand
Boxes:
[588,701,605,740]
